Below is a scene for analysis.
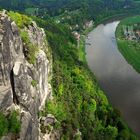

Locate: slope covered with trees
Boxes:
[33,17,138,139]
[0,0,140,23]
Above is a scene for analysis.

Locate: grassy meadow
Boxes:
[116,16,140,73]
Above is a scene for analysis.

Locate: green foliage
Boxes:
[94,124,118,140]
[20,31,38,64]
[0,112,8,137]
[25,7,38,15]
[8,11,32,28]
[105,125,118,139]
[46,100,67,122]
[0,111,21,138]
[31,80,37,87]
[120,16,140,26]
[8,12,37,64]
[20,30,29,44]
[58,83,64,97]
[34,17,138,139]
[78,36,86,62]
[2,0,140,30]
[26,43,38,64]
[8,111,21,134]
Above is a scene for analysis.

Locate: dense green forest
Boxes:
[116,16,140,73]
[0,0,140,139]
[32,16,138,139]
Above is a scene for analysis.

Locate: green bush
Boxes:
[0,112,8,137]
[31,80,38,87]
[20,31,38,64]
[8,111,21,134]
[27,43,38,65]
[0,111,21,138]
[46,100,67,122]
[20,30,30,44]
[8,11,32,28]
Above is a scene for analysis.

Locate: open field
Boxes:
[116,16,140,73]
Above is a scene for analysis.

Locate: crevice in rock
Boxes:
[20,103,38,123]
[10,69,19,104]
[0,42,6,86]
[0,62,4,86]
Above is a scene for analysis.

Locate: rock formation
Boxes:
[0,10,52,140]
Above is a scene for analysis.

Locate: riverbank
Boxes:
[116,16,140,73]
[78,12,134,63]
[81,13,140,137]
[85,20,140,138]
[79,10,140,66]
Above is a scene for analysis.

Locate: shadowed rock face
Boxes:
[0,10,52,140]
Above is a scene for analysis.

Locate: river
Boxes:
[86,21,140,136]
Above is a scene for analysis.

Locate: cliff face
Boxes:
[0,10,52,140]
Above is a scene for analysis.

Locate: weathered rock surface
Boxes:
[0,10,52,140]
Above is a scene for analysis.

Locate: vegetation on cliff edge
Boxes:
[0,111,21,138]
[8,11,38,65]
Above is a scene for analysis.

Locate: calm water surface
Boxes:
[86,21,140,136]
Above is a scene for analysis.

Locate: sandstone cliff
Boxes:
[0,10,52,140]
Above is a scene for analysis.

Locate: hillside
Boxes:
[0,0,140,33]
[0,0,139,23]
[34,14,139,139]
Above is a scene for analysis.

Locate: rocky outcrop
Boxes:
[0,10,52,140]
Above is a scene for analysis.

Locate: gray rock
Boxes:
[0,11,52,140]
[44,117,56,126]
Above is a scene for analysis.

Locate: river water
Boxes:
[86,21,140,136]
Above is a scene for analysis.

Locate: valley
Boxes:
[0,0,140,140]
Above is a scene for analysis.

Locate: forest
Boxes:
[0,0,140,24]
[33,16,138,139]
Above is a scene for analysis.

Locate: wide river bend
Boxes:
[86,21,140,136]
